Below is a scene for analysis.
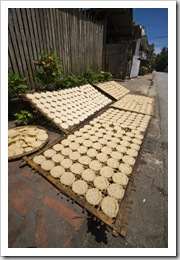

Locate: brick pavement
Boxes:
[8,128,87,248]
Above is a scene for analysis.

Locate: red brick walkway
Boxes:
[8,128,87,248]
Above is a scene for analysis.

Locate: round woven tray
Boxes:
[8,125,49,161]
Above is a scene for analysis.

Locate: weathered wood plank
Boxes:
[8,8,104,88]
[11,9,31,86]
[8,9,24,76]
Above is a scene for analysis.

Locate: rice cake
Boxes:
[70,163,84,175]
[101,196,119,219]
[82,169,96,182]
[94,176,109,190]
[78,156,91,165]
[119,163,132,175]
[72,180,88,195]
[112,172,129,186]
[41,160,55,171]
[50,166,65,178]
[85,188,102,206]
[122,155,135,166]
[33,155,46,165]
[60,172,76,186]
[107,183,125,199]
[89,160,102,171]
[100,166,114,178]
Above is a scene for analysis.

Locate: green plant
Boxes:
[14,110,34,125]
[56,73,87,89]
[139,66,148,76]
[34,49,63,89]
[8,69,28,100]
[83,69,112,84]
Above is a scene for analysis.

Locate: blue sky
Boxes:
[133,8,168,54]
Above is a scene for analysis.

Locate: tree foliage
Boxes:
[155,47,168,72]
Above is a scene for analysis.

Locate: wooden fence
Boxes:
[8,8,104,90]
[105,42,129,80]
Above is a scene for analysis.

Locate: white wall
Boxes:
[130,56,140,78]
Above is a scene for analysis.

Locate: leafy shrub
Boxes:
[8,69,28,100]
[14,110,34,125]
[56,73,88,89]
[34,49,63,89]
[139,66,148,76]
[55,70,112,90]
[83,69,112,84]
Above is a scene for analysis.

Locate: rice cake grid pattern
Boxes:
[31,108,151,220]
[25,84,112,133]
[111,94,154,115]
[8,126,48,160]
[95,81,130,100]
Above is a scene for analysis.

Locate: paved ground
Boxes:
[8,72,168,250]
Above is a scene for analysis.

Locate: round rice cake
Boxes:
[130,143,140,151]
[41,160,55,171]
[75,137,84,144]
[70,163,84,175]
[107,158,119,169]
[69,142,80,151]
[120,140,130,147]
[107,141,117,149]
[52,153,64,163]
[60,158,73,169]
[67,134,76,141]
[36,132,48,141]
[100,166,114,178]
[53,143,64,152]
[132,138,142,145]
[61,123,69,129]
[112,172,129,186]
[77,146,87,154]
[44,149,56,158]
[87,148,98,158]
[61,139,71,146]
[94,176,109,190]
[98,138,107,145]
[122,155,135,166]
[116,145,127,153]
[78,156,91,165]
[83,140,93,148]
[119,163,132,175]
[85,188,102,206]
[92,142,102,150]
[107,183,125,199]
[126,149,138,157]
[24,136,36,143]
[101,146,112,155]
[82,169,96,182]
[89,160,102,172]
[33,155,46,165]
[31,140,42,148]
[111,151,123,160]
[50,166,65,178]
[61,148,72,156]
[60,172,76,186]
[101,196,119,219]
[90,135,99,142]
[72,180,88,195]
[96,153,108,163]
[69,151,80,161]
